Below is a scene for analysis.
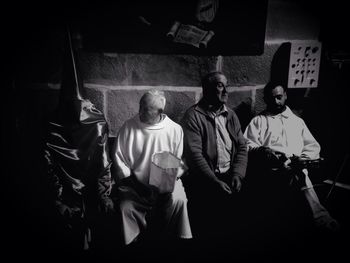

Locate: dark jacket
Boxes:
[181,100,248,182]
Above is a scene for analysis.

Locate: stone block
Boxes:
[83,85,106,114]
[163,90,197,124]
[222,43,280,86]
[79,44,284,88]
[79,53,219,86]
[254,87,266,115]
[227,89,254,110]
[124,54,201,86]
[227,89,255,130]
[79,52,128,84]
[106,89,146,136]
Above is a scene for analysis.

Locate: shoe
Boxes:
[314,216,340,233]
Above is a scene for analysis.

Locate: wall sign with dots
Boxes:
[288,41,322,88]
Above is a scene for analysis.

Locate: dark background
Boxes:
[5,0,350,261]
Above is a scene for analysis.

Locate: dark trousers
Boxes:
[183,172,243,241]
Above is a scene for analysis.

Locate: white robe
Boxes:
[244,106,320,159]
[113,114,192,245]
[244,107,336,228]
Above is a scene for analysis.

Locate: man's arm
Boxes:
[300,120,321,160]
[231,112,248,180]
[174,126,184,160]
[112,123,132,179]
[243,116,263,150]
[174,127,188,178]
[181,112,222,184]
[244,116,287,166]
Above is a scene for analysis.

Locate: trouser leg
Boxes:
[300,170,339,230]
[157,179,192,240]
[118,186,152,245]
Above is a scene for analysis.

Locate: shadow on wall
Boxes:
[268,41,313,115]
[270,42,291,86]
[232,99,255,132]
[227,42,293,131]
[232,41,323,131]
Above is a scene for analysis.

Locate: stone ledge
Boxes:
[104,89,198,136]
[83,84,264,136]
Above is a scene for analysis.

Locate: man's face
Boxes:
[266,85,287,113]
[205,74,228,106]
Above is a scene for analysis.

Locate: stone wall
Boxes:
[79,43,279,135]
[12,0,322,137]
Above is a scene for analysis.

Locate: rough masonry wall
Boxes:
[75,0,321,136]
[13,0,321,138]
[79,43,279,136]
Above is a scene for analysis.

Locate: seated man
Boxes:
[101,89,192,246]
[181,71,248,239]
[243,81,339,232]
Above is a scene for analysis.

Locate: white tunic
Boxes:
[244,106,320,160]
[114,114,184,184]
[244,107,336,229]
[113,114,192,245]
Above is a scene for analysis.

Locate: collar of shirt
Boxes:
[136,113,167,130]
[267,106,293,119]
[207,104,228,118]
[195,100,234,120]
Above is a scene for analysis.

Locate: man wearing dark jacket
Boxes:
[181,71,248,240]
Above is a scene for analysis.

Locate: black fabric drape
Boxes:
[43,27,112,250]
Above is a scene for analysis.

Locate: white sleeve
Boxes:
[175,127,184,159]
[300,120,321,159]
[113,123,132,179]
[175,127,187,178]
[243,116,263,150]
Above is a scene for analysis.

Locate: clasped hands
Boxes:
[216,175,242,195]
